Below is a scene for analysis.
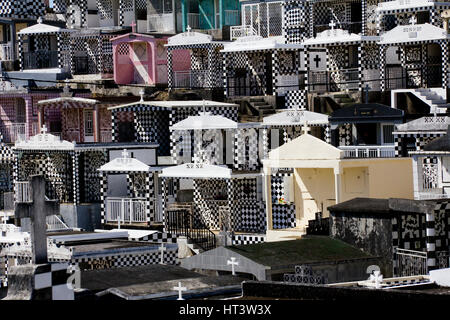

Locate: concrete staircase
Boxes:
[392,88,450,114]
[332,93,356,107]
[246,97,276,118]
[411,88,450,113]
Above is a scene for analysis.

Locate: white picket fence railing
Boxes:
[46,215,70,231]
[230,25,257,40]
[0,42,13,61]
[15,181,32,203]
[339,145,396,158]
[105,197,148,225]
[395,248,428,277]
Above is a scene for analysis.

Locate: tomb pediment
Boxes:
[171,112,238,130]
[14,133,75,151]
[167,31,213,46]
[379,23,449,45]
[263,109,329,126]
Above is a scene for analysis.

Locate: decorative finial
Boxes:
[329,20,336,31]
[301,122,311,135]
[41,124,48,135]
[174,282,187,300]
[186,25,192,33]
[139,89,145,102]
[121,149,130,159]
[130,20,137,33]
[410,15,417,26]
[202,99,206,114]
[369,271,383,289]
[37,17,43,24]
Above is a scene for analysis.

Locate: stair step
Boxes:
[333,94,349,98]
[252,102,270,106]
[256,105,274,110]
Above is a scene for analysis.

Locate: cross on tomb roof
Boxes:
[41,124,48,135]
[227,257,239,276]
[174,282,187,300]
[130,20,137,33]
[369,270,383,289]
[302,123,311,135]
[15,175,60,264]
[329,20,336,31]
[410,15,417,26]
[139,89,145,102]
[186,25,192,33]
[122,149,130,159]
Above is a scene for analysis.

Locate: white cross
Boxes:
[41,124,48,134]
[37,17,43,24]
[202,99,206,114]
[139,89,145,102]
[159,243,166,264]
[121,149,130,159]
[329,20,336,31]
[227,257,239,276]
[301,122,311,135]
[369,270,383,289]
[186,25,192,33]
[410,15,417,26]
[174,282,187,300]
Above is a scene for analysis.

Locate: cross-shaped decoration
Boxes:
[302,122,311,135]
[329,20,336,31]
[15,175,60,264]
[186,25,192,33]
[313,55,321,69]
[369,270,383,289]
[227,257,239,276]
[41,124,48,135]
[139,89,145,102]
[409,15,417,26]
[130,20,137,33]
[37,17,43,24]
[122,149,130,159]
[174,282,187,300]
[395,47,402,61]
[159,243,166,264]
[364,84,370,104]
[202,99,206,114]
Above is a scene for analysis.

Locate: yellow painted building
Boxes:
[263,131,414,242]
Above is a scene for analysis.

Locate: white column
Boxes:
[264,166,273,231]
[334,167,341,204]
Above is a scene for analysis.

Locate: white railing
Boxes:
[339,145,396,158]
[0,123,28,143]
[225,10,240,26]
[105,197,148,225]
[395,248,428,277]
[0,42,13,61]
[188,13,200,29]
[147,13,174,33]
[230,25,257,40]
[46,215,70,231]
[15,182,31,203]
[340,68,360,91]
[100,130,112,143]
[173,70,209,88]
[416,189,449,200]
